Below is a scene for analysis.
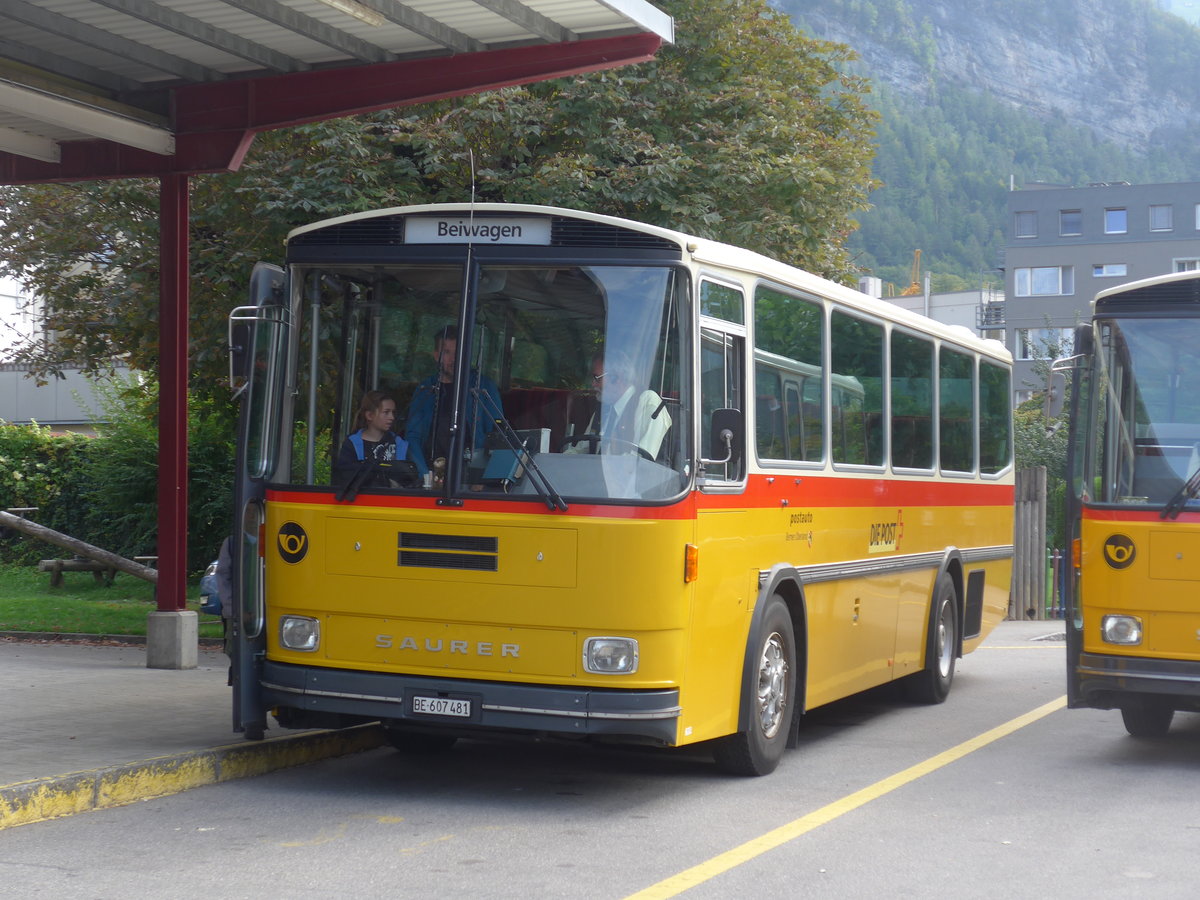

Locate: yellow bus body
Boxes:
[263,472,1011,748]
[1080,512,1200,662]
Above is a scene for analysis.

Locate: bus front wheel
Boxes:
[1120,698,1174,737]
[904,572,958,704]
[712,595,796,777]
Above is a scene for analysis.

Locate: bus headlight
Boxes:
[583,637,639,674]
[1101,615,1142,646]
[280,615,320,651]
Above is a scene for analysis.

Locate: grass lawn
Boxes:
[0,563,224,638]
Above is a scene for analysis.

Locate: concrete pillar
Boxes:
[146,610,198,669]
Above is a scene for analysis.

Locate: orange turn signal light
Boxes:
[684,543,699,583]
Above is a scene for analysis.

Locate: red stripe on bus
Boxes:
[265,475,1012,519]
[1083,506,1200,523]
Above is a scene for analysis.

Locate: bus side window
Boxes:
[891,331,934,470]
[831,310,884,467]
[755,365,785,458]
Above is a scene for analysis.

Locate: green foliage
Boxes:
[0,420,90,517]
[1015,405,1070,548]
[0,378,234,573]
[0,0,877,397]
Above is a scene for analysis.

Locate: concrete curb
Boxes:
[0,723,386,830]
[0,631,224,649]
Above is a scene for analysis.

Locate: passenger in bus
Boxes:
[405,324,502,477]
[565,351,671,458]
[333,390,416,487]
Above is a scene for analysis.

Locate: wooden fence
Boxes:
[1012,466,1050,620]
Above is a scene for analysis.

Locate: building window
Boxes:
[1015,266,1074,297]
[1104,208,1127,234]
[1014,211,1037,238]
[1150,204,1173,232]
[1059,209,1082,236]
[1016,327,1075,361]
[1195,203,1200,230]
[1175,258,1200,273]
[1092,264,1127,278]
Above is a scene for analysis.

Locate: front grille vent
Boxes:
[398,532,498,571]
[549,218,680,251]
[291,218,405,247]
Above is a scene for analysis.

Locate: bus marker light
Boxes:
[280,615,320,651]
[1101,615,1142,646]
[584,637,638,674]
[685,543,699,583]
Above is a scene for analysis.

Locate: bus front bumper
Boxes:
[259,660,682,744]
[1077,651,1200,710]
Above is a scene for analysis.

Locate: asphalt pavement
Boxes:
[0,618,1065,830]
[0,637,384,829]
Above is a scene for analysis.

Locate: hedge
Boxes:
[0,377,235,574]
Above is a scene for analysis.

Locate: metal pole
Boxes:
[157,173,189,612]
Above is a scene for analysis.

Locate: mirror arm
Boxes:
[700,429,734,467]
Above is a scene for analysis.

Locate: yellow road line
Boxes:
[624,695,1067,900]
[979,645,1065,650]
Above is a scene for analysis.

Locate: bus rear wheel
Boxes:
[712,596,796,777]
[1120,698,1174,737]
[904,572,958,704]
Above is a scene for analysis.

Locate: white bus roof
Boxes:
[1094,269,1200,309]
[288,202,1012,364]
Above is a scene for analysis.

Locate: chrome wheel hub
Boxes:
[756,632,789,739]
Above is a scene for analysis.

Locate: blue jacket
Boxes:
[334,429,409,486]
[404,372,501,474]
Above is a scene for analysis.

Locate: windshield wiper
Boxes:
[336,457,380,503]
[1161,467,1200,519]
[472,388,568,512]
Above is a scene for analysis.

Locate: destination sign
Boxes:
[406,216,551,245]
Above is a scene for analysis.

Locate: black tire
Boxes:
[1121,698,1175,737]
[904,572,958,704]
[712,596,796,777]
[382,726,458,754]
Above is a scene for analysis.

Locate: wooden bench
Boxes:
[38,557,118,587]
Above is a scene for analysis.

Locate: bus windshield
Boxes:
[1088,316,1200,507]
[285,261,691,504]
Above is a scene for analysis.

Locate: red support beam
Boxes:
[156,173,189,612]
[0,33,662,184]
[173,32,663,134]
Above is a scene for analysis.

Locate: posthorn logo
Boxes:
[1102,534,1135,570]
[277,522,308,564]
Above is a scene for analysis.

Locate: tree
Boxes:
[1014,334,1073,550]
[0,0,876,397]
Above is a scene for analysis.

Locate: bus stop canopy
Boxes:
[0,0,672,664]
[0,0,673,183]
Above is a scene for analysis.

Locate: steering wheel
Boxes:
[559,433,654,461]
[560,433,602,453]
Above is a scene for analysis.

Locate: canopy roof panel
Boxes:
[0,0,672,183]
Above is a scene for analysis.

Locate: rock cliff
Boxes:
[785,0,1199,151]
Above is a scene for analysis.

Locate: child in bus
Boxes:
[334,390,416,487]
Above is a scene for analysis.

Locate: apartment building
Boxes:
[0,276,121,433]
[1004,180,1200,399]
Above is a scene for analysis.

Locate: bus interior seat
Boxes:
[501,387,602,451]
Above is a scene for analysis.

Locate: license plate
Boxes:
[411,695,471,718]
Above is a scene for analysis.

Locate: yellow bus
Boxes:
[1053,270,1200,736]
[230,203,1014,775]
